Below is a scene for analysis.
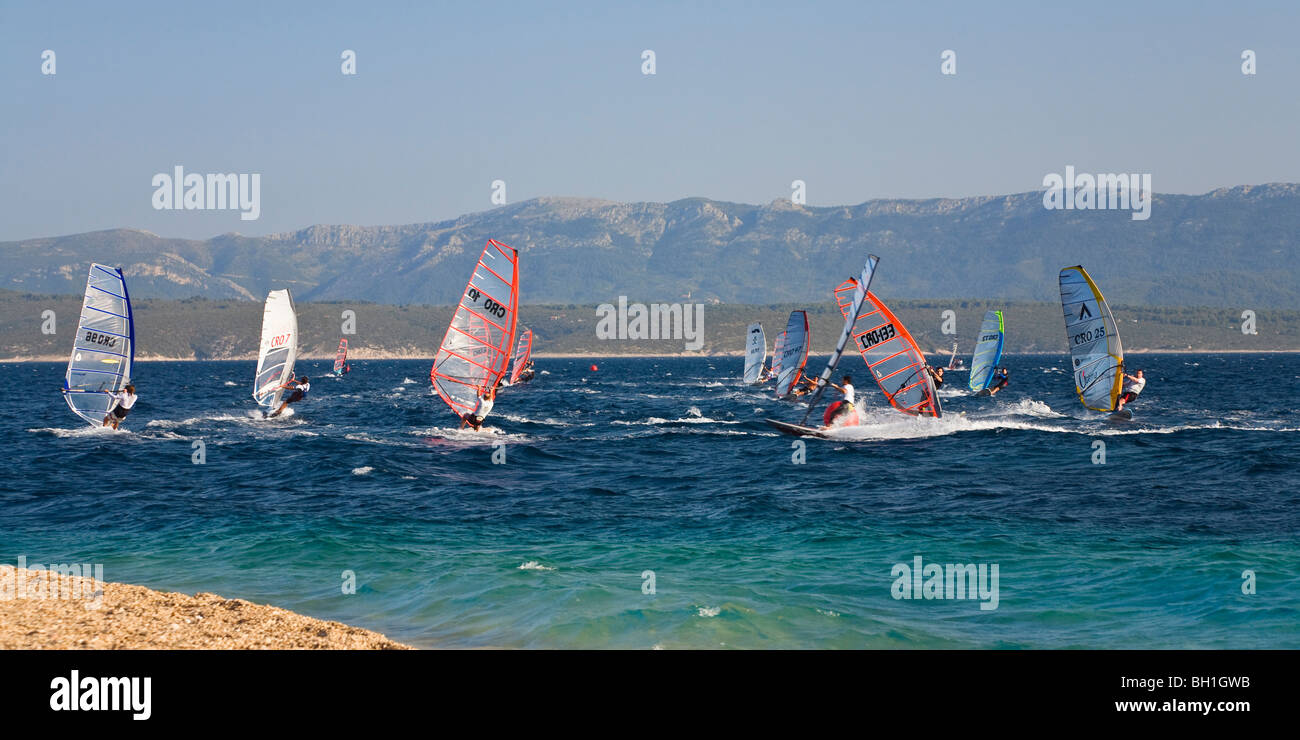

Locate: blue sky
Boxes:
[3,0,1298,240]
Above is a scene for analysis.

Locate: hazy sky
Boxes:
[3,0,1298,240]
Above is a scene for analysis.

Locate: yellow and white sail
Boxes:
[1059,266,1124,412]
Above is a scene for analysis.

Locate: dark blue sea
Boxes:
[4,354,1298,648]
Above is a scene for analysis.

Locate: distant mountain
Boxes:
[2,184,1298,307]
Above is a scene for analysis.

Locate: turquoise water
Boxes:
[4,355,1298,648]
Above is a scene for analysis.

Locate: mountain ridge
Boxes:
[3,184,1297,307]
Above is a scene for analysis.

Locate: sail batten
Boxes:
[1060,266,1124,412]
[63,264,134,426]
[431,239,520,419]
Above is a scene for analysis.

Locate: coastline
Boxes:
[0,566,412,650]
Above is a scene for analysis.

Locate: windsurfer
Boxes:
[103,383,137,430]
[1114,369,1145,412]
[791,375,818,398]
[987,367,1009,395]
[461,387,496,431]
[269,375,310,418]
[825,375,855,424]
[925,365,945,388]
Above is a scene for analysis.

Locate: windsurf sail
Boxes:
[1060,266,1123,412]
[968,310,1005,391]
[774,311,810,396]
[799,255,880,424]
[62,264,134,426]
[333,338,348,375]
[430,239,520,420]
[253,289,299,408]
[743,323,766,384]
[945,342,961,369]
[834,283,942,418]
[770,330,787,380]
[509,327,533,384]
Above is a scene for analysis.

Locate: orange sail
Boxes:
[834,281,942,418]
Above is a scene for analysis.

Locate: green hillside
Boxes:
[2,291,1295,361]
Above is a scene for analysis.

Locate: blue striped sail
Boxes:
[63,264,134,426]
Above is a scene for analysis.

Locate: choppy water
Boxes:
[4,354,1299,648]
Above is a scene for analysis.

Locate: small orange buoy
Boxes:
[590,364,598,372]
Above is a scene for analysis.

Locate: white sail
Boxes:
[743,323,766,384]
[62,264,134,426]
[1060,266,1124,412]
[253,289,299,408]
[774,311,810,396]
[770,330,787,381]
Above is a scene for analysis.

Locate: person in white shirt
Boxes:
[269,375,310,418]
[461,386,496,431]
[1114,368,1146,412]
[824,375,855,425]
[103,383,137,430]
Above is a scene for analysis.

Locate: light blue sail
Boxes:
[968,310,1004,392]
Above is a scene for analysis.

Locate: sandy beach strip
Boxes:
[0,566,412,650]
